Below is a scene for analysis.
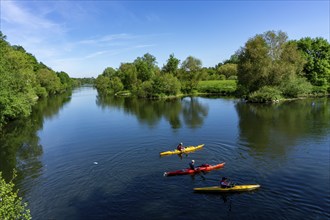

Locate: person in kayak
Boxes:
[177,142,185,151]
[220,177,233,188]
[189,160,195,170]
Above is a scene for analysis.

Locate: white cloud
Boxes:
[0,2,161,77]
[76,34,136,46]
[1,1,65,33]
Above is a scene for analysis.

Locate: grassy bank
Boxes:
[197,80,237,95]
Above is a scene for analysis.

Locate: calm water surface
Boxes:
[0,86,329,219]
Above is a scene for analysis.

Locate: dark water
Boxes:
[1,87,329,219]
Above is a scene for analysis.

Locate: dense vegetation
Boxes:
[74,77,96,85]
[95,30,329,102]
[0,32,77,129]
[236,31,329,102]
[94,53,239,98]
[0,171,31,220]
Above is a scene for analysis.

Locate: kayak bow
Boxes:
[193,184,260,193]
[160,144,204,156]
[164,162,225,176]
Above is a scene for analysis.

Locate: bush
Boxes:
[228,75,237,80]
[136,80,153,98]
[0,171,31,220]
[311,85,329,95]
[248,86,283,102]
[279,77,312,98]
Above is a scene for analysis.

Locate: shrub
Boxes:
[279,77,312,98]
[248,86,283,102]
[0,171,31,220]
[311,85,329,95]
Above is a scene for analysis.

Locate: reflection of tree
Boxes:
[236,98,330,155]
[0,91,72,185]
[182,97,209,128]
[96,95,209,129]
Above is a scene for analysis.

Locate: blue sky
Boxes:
[1,1,329,78]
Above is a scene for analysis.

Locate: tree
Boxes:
[134,53,158,82]
[102,67,117,79]
[216,63,237,79]
[161,53,180,76]
[95,75,111,94]
[110,77,124,94]
[0,36,37,127]
[57,71,73,89]
[237,30,306,96]
[0,31,73,129]
[180,56,203,92]
[36,68,62,95]
[151,73,181,96]
[118,63,138,90]
[237,34,271,94]
[0,171,31,220]
[296,37,330,89]
[223,52,240,64]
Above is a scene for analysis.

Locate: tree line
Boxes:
[95,52,237,98]
[0,32,78,129]
[95,30,329,102]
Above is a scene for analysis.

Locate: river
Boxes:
[0,86,329,219]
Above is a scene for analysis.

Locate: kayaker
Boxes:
[177,142,185,151]
[189,160,195,170]
[220,177,233,188]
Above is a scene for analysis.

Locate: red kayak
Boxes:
[164,162,225,176]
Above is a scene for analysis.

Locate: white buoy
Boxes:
[93,162,98,165]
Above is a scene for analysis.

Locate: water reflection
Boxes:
[96,95,209,129]
[0,91,72,183]
[235,98,330,155]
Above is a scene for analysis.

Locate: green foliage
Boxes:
[311,85,329,95]
[93,33,329,100]
[216,63,237,79]
[0,31,74,128]
[200,67,216,80]
[162,53,180,76]
[57,71,74,90]
[223,52,240,64]
[237,34,271,93]
[134,53,158,82]
[102,67,117,78]
[75,77,95,85]
[95,75,111,94]
[237,30,306,98]
[0,171,31,220]
[110,77,124,94]
[197,80,237,94]
[279,77,312,98]
[136,80,154,98]
[36,68,62,95]
[0,36,37,127]
[180,56,203,92]
[296,37,330,88]
[248,86,283,102]
[228,75,237,80]
[151,73,181,96]
[118,63,138,90]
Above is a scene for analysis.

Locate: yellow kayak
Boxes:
[160,144,204,156]
[193,184,260,193]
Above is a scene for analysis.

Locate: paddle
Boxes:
[199,170,206,180]
[194,167,206,180]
